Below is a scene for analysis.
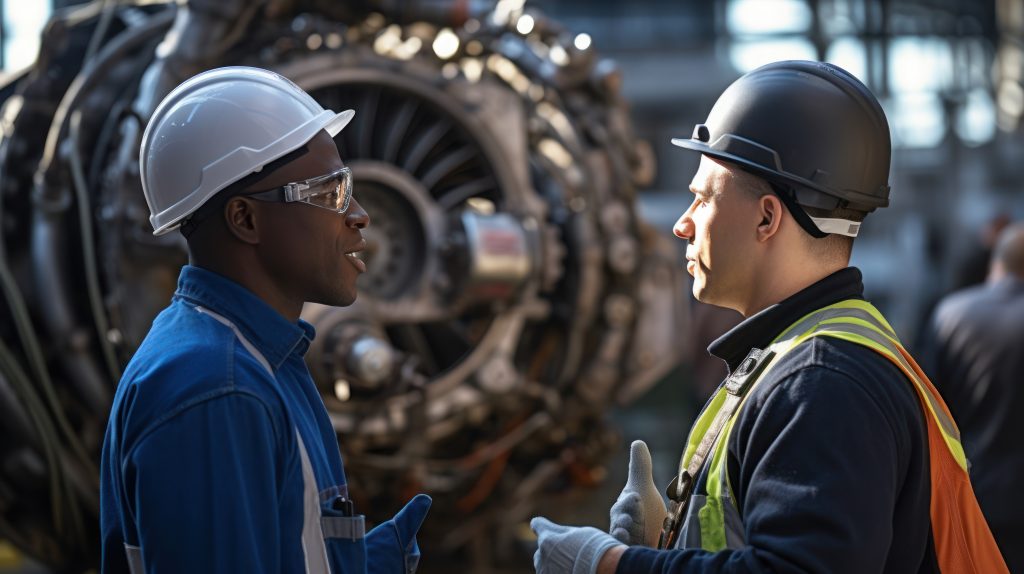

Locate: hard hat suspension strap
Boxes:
[769,182,861,239]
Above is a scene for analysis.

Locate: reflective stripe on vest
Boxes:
[678,300,1009,573]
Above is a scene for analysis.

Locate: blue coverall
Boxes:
[100,265,417,573]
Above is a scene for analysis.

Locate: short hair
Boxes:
[729,168,856,262]
[993,222,1024,279]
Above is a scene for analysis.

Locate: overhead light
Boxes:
[573,33,592,51]
[462,58,484,83]
[550,44,569,66]
[516,14,535,35]
[433,28,460,59]
[392,36,422,60]
[334,379,351,402]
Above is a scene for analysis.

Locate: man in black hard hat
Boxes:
[530,61,1008,573]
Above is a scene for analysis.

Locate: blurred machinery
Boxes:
[0,0,687,569]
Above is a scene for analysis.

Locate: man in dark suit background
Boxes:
[922,222,1024,572]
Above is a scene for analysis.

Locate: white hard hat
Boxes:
[140,66,354,235]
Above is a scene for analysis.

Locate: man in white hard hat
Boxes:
[99,66,430,574]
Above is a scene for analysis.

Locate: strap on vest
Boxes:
[658,347,775,549]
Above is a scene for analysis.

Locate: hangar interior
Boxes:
[0,0,1021,572]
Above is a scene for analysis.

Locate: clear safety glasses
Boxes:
[247,166,353,214]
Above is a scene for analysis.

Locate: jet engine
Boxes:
[0,0,686,568]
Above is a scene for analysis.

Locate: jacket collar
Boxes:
[989,275,1024,296]
[708,267,865,373]
[174,265,315,371]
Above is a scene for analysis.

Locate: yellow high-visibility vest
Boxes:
[675,299,1008,572]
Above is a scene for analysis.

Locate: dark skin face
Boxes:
[187,129,370,321]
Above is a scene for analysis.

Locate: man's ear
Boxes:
[756,194,784,243]
[223,196,261,245]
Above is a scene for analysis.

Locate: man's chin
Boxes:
[691,280,707,302]
[314,289,357,308]
[336,292,357,307]
[693,287,743,314]
[692,282,721,307]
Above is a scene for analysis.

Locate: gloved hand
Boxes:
[366,494,432,574]
[609,440,667,547]
[531,517,624,574]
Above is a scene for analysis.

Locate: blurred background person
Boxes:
[952,212,1012,290]
[921,222,1024,572]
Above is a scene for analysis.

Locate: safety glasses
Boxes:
[246,166,353,214]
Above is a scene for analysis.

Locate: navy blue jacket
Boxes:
[100,265,371,573]
[618,268,939,573]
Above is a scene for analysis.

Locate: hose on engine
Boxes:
[33,8,175,390]
[0,4,174,547]
[0,340,85,544]
[70,109,122,382]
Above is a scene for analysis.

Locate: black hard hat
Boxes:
[672,60,891,234]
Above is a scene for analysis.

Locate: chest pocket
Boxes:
[296,431,367,573]
[320,495,367,574]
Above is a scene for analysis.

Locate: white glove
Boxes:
[609,440,667,547]
[531,517,624,574]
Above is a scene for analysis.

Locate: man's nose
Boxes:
[673,199,696,241]
[346,197,370,229]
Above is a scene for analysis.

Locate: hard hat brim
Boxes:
[670,137,889,210]
[325,109,355,137]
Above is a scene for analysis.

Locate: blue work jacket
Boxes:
[100,265,369,573]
